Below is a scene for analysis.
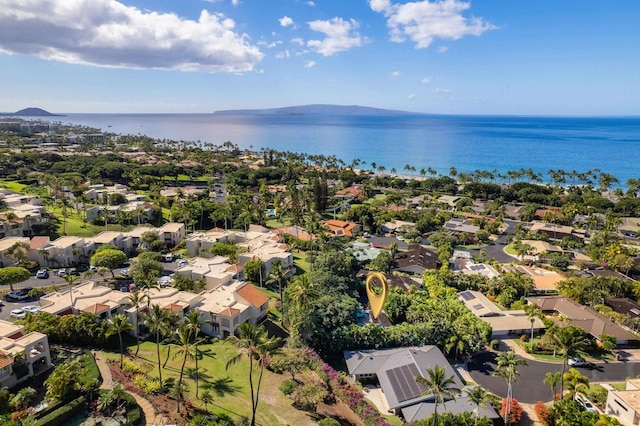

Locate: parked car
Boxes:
[22,306,40,314]
[575,394,597,413]
[11,309,26,319]
[57,268,67,277]
[7,291,28,301]
[568,356,589,367]
[177,259,188,267]
[36,269,49,279]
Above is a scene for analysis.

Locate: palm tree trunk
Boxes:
[177,352,188,413]
[157,333,162,384]
[195,345,200,398]
[135,316,140,356]
[249,356,256,426]
[119,333,124,368]
[254,362,266,422]
[163,346,172,368]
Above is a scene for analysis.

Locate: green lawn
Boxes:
[504,244,517,255]
[293,252,310,274]
[47,205,113,237]
[0,179,27,193]
[101,340,319,426]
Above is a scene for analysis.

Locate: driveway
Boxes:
[468,350,640,403]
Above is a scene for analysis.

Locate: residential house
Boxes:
[158,222,186,247]
[503,264,566,292]
[393,244,439,276]
[0,237,30,267]
[443,218,480,236]
[87,231,133,254]
[437,195,462,208]
[44,236,95,267]
[39,281,129,318]
[335,186,363,200]
[605,378,640,426]
[344,346,498,423]
[451,252,500,278]
[529,221,585,242]
[175,256,243,290]
[350,241,384,263]
[0,320,52,389]
[527,296,639,346]
[323,220,361,237]
[619,218,640,238]
[381,220,416,235]
[458,290,545,337]
[197,281,269,339]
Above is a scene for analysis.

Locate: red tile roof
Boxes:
[0,354,13,369]
[30,236,50,250]
[82,303,110,314]
[216,307,240,317]
[236,284,269,308]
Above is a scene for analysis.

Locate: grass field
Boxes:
[0,180,27,193]
[102,339,320,426]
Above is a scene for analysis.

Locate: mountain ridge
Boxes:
[8,107,64,117]
[213,104,422,116]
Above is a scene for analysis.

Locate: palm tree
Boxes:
[445,332,468,362]
[543,371,562,403]
[62,274,80,308]
[266,261,288,325]
[493,351,527,425]
[106,314,134,368]
[415,365,461,426]
[226,323,282,426]
[200,389,213,412]
[184,310,203,397]
[563,368,589,398]
[287,274,320,341]
[549,325,586,393]
[173,324,202,413]
[465,386,489,426]
[143,304,173,384]
[128,290,149,356]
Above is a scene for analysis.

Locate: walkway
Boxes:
[93,350,167,426]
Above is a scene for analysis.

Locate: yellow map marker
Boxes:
[366,272,389,320]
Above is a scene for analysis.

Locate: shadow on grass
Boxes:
[204,376,240,397]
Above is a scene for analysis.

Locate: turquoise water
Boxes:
[45,113,640,186]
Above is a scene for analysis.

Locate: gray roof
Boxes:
[344,346,462,409]
[402,392,500,422]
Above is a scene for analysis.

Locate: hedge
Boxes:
[33,396,86,426]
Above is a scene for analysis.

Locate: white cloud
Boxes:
[437,46,449,53]
[276,50,290,59]
[231,0,240,6]
[421,77,431,84]
[389,71,401,77]
[433,88,452,94]
[304,60,316,68]
[279,16,294,27]
[306,1,315,6]
[408,93,417,99]
[291,37,305,46]
[0,0,264,73]
[307,17,364,56]
[369,0,495,48]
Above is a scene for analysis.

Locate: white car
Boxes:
[568,356,589,367]
[57,268,67,277]
[575,394,597,413]
[177,259,188,267]
[22,306,40,314]
[11,309,26,319]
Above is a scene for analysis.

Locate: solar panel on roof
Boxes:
[460,292,476,301]
[473,303,484,310]
[386,364,426,403]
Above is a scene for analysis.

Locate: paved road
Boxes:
[466,219,520,263]
[468,350,640,403]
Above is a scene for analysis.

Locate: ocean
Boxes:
[44,113,640,186]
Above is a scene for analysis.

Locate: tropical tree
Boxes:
[465,386,489,426]
[544,371,562,403]
[128,290,149,356]
[563,368,589,398]
[200,389,213,412]
[266,261,288,325]
[106,314,134,368]
[549,325,587,392]
[493,351,527,425]
[415,365,461,426]
[226,323,282,426]
[0,266,30,292]
[287,274,321,341]
[143,304,173,384]
[173,324,202,412]
[184,310,204,397]
[90,248,127,279]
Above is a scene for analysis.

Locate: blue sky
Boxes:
[1,0,639,115]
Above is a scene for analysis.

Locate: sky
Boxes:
[0,0,639,115]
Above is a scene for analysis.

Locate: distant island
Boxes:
[5,107,64,117]
[213,104,420,116]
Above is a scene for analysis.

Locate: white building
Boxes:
[0,320,52,389]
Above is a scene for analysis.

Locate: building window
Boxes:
[221,318,230,328]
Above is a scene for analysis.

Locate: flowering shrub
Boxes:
[534,401,552,426]
[500,398,524,425]
[306,348,392,426]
